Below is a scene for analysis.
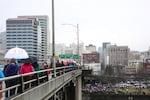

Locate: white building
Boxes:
[18,15,50,62]
[104,44,129,66]
[85,44,97,53]
[125,60,143,74]
[6,17,43,64]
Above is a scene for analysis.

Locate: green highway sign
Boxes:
[59,54,78,59]
[73,54,78,59]
[59,54,65,59]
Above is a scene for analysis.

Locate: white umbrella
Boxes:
[4,47,29,59]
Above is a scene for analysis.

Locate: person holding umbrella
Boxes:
[4,47,29,59]
[4,58,19,97]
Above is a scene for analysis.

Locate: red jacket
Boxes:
[44,65,50,74]
[20,64,34,76]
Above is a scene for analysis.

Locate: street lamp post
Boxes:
[77,24,79,59]
[52,0,56,78]
[62,24,79,60]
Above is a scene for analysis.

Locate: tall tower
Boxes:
[18,15,50,63]
[102,42,110,71]
[6,18,42,60]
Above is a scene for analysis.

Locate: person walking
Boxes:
[56,60,63,75]
[44,62,50,74]
[3,59,10,97]
[43,62,51,80]
[32,62,40,72]
[20,58,34,89]
[3,60,10,75]
[32,61,40,86]
[4,58,19,97]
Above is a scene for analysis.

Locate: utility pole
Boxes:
[77,24,79,59]
[52,0,56,78]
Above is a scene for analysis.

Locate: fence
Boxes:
[0,66,78,99]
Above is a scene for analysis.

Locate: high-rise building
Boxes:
[6,17,42,62]
[105,44,129,66]
[18,16,50,62]
[101,42,111,72]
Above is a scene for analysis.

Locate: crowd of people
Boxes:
[82,81,123,95]
[0,58,51,99]
[82,81,150,95]
[0,58,77,99]
[55,60,76,67]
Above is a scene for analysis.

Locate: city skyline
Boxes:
[0,0,150,51]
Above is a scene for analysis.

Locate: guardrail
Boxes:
[0,66,79,99]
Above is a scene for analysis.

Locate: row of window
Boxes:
[7,37,33,39]
[7,31,34,33]
[108,49,128,52]
[7,21,32,24]
[7,28,33,30]
[7,40,32,43]
[7,34,33,36]
[6,32,33,34]
[7,46,38,50]
[7,44,33,46]
[6,24,32,27]
[6,33,33,36]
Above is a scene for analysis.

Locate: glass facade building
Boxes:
[6,18,42,59]
[18,16,50,63]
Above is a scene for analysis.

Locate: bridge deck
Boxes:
[0,66,82,100]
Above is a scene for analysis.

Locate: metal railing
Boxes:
[0,66,78,99]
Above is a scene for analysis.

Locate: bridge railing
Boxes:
[0,66,79,99]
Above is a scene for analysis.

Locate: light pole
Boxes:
[62,24,79,60]
[52,0,56,77]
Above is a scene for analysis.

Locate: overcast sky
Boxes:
[0,0,150,51]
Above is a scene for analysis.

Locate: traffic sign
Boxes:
[59,54,78,59]
[59,54,65,59]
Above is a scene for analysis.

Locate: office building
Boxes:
[18,15,50,62]
[105,44,129,66]
[6,17,42,61]
[101,42,111,71]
